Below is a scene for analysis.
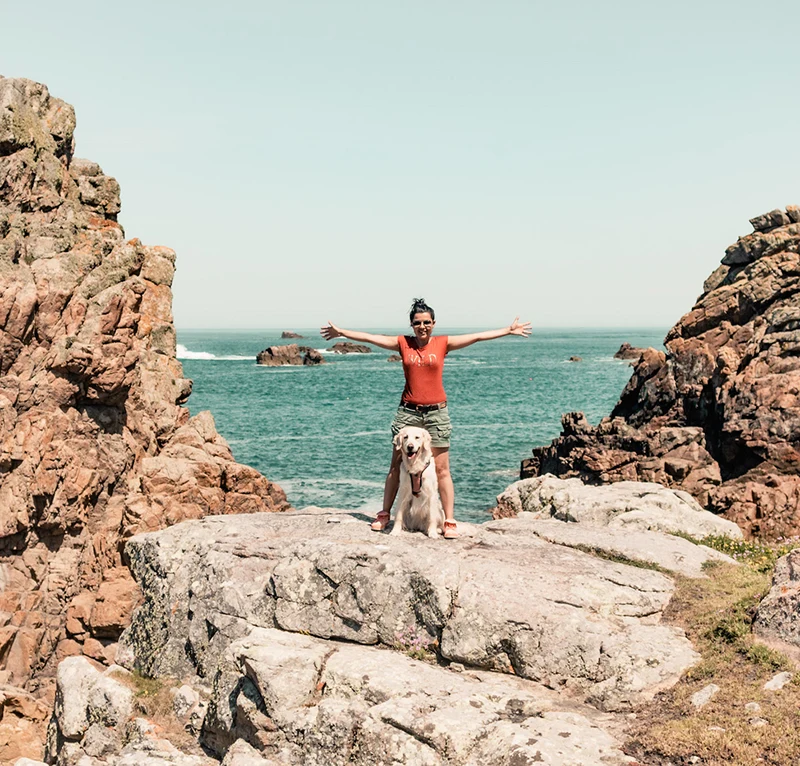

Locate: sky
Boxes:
[2,1,799,329]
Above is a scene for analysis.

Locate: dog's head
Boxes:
[393,426,432,465]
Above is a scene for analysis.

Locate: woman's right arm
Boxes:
[320,321,400,351]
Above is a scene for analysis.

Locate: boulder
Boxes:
[328,342,371,354]
[201,627,634,765]
[119,508,702,713]
[256,344,324,366]
[522,207,800,539]
[613,342,646,360]
[0,75,290,750]
[280,331,303,339]
[386,354,402,362]
[753,548,800,657]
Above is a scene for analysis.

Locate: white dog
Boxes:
[391,426,445,539]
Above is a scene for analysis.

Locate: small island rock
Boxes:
[613,343,646,360]
[281,331,304,339]
[569,356,582,362]
[329,342,372,354]
[387,354,402,362]
[257,344,325,366]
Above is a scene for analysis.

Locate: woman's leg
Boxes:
[432,447,454,521]
[373,448,402,530]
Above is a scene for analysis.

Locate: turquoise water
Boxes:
[178,328,665,523]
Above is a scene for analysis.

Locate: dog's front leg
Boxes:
[391,480,410,536]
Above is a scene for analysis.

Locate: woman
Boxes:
[320,298,531,539]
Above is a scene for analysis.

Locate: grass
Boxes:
[109,669,203,752]
[624,535,800,766]
[571,543,671,573]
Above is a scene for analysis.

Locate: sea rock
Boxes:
[0,74,290,729]
[119,509,701,714]
[521,206,800,538]
[280,331,303,339]
[569,355,582,362]
[386,354,402,362]
[613,343,646,360]
[256,344,324,366]
[328,342,371,354]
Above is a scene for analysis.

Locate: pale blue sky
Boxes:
[3,1,798,328]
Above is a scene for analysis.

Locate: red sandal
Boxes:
[443,520,459,539]
[371,511,391,531]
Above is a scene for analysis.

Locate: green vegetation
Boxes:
[626,539,800,765]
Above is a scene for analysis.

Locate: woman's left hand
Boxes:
[509,317,532,337]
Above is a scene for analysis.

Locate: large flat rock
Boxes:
[120,509,699,712]
[201,626,634,765]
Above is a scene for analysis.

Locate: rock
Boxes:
[0,685,50,763]
[763,671,793,691]
[171,684,200,719]
[201,627,633,765]
[744,701,761,713]
[280,331,303,339]
[749,716,769,727]
[328,342,371,354]
[493,475,742,540]
[221,738,279,765]
[522,207,800,539]
[569,356,582,362]
[0,74,290,754]
[750,208,792,232]
[613,343,646,360]
[690,683,720,709]
[386,354,402,363]
[119,509,701,714]
[12,759,48,766]
[256,344,324,366]
[753,549,800,653]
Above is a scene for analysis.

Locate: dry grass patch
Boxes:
[109,669,202,753]
[625,560,800,765]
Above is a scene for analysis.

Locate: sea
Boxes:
[177,328,666,524]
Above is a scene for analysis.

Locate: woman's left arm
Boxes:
[447,317,532,352]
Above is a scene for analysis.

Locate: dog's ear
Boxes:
[422,430,432,451]
[393,431,404,450]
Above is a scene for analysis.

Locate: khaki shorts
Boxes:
[390,404,452,449]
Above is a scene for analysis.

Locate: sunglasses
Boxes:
[412,320,433,326]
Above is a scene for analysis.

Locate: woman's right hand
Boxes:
[320,321,343,341]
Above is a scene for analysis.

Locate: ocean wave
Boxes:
[176,344,252,361]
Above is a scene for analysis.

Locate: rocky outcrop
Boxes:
[328,342,371,354]
[613,343,646,361]
[118,508,708,714]
[256,344,324,366]
[386,354,401,362]
[754,548,800,661]
[0,75,290,712]
[568,355,582,362]
[280,331,303,339]
[74,486,739,764]
[523,207,800,539]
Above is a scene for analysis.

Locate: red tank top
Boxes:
[397,335,448,405]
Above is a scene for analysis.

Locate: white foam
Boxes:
[176,344,251,361]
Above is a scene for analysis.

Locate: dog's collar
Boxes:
[411,459,431,496]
